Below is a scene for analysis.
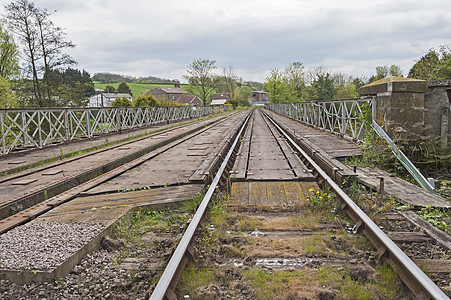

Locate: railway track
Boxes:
[0,112,238,233]
[149,109,449,299]
[0,108,449,299]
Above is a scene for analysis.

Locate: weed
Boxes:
[177,266,221,298]
[179,193,204,211]
[54,277,66,286]
[306,188,336,212]
[301,233,328,255]
[238,217,263,231]
[419,205,449,232]
[437,181,451,201]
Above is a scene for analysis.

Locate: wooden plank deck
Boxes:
[229,181,319,207]
[355,166,450,208]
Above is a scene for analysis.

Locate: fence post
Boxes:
[117,108,122,132]
[0,112,5,155]
[20,111,25,145]
[341,101,346,135]
[38,111,42,148]
[64,109,69,141]
[86,109,91,138]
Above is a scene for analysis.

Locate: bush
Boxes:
[110,97,132,107]
[157,97,182,107]
[133,94,158,107]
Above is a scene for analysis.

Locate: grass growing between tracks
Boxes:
[175,188,409,299]
[244,263,403,300]
[177,263,404,300]
[110,192,205,267]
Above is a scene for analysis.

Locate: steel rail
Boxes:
[149,110,252,300]
[262,110,448,300]
[0,113,237,224]
[0,113,240,235]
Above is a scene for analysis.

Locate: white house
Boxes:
[88,93,133,107]
[210,99,227,106]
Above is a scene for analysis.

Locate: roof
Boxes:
[152,86,186,94]
[210,99,227,105]
[212,93,230,100]
[252,90,269,94]
[90,93,132,99]
[175,95,202,105]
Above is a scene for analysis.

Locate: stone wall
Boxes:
[425,81,451,147]
[360,77,450,147]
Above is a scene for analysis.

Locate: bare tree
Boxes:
[3,0,76,107]
[34,7,75,102]
[221,65,238,100]
[3,0,43,105]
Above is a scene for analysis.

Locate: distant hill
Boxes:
[244,81,264,90]
[93,72,179,84]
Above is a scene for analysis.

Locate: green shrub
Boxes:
[133,94,158,107]
[111,97,132,107]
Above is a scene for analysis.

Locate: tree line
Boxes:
[93,73,178,85]
[263,47,451,104]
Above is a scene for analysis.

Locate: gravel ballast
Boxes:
[0,221,103,270]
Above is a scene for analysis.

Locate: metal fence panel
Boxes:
[0,106,228,155]
[265,98,374,142]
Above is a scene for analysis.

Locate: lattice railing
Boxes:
[265,97,375,142]
[0,106,228,155]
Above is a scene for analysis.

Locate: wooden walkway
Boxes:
[355,167,451,208]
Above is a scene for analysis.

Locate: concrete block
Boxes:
[360,77,427,95]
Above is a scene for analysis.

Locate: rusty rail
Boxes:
[262,110,448,300]
[149,110,252,300]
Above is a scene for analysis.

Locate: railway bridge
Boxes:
[0,78,450,299]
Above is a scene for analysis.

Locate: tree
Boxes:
[111,97,132,107]
[369,65,403,83]
[34,6,75,102]
[104,84,115,93]
[263,68,284,103]
[3,0,43,105]
[389,65,403,77]
[312,73,335,100]
[217,65,238,100]
[0,75,17,108]
[117,81,132,96]
[408,46,451,80]
[0,25,19,79]
[263,67,301,103]
[284,61,305,100]
[234,85,253,107]
[184,58,218,106]
[133,94,158,107]
[47,68,94,107]
[3,0,76,107]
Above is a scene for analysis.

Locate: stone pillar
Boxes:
[425,81,451,148]
[360,77,428,140]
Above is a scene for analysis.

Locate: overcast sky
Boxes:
[5,0,451,82]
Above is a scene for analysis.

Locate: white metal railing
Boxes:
[0,106,228,155]
[266,98,436,193]
[265,97,375,142]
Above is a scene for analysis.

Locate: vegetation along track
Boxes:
[147,108,449,299]
[0,111,238,234]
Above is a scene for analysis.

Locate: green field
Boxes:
[93,82,190,99]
